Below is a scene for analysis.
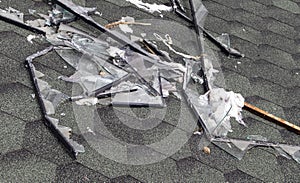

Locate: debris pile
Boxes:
[0,0,299,164]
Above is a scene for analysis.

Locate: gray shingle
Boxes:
[237,148,284,182]
[0,112,26,154]
[0,149,57,182]
[0,83,42,122]
[176,157,226,182]
[55,162,110,182]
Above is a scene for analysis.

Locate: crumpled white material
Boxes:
[198,88,245,136]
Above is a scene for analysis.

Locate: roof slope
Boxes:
[0,0,299,182]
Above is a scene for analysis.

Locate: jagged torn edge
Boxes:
[26,46,85,158]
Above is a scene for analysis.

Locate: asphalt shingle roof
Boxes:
[0,0,299,182]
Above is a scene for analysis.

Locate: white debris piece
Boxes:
[198,88,246,136]
[95,11,102,16]
[106,46,125,58]
[27,35,38,44]
[75,97,98,106]
[119,16,134,34]
[87,127,96,135]
[31,94,36,99]
[130,35,142,42]
[28,9,36,15]
[126,0,172,14]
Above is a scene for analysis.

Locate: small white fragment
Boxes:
[95,11,102,16]
[234,65,237,69]
[63,65,68,69]
[75,98,98,106]
[87,127,96,135]
[237,61,241,65]
[242,28,246,32]
[60,113,66,116]
[106,46,125,58]
[172,92,182,100]
[31,94,36,99]
[27,35,37,44]
[118,16,135,34]
[141,33,147,37]
[130,35,142,42]
[296,72,299,75]
[28,9,36,15]
[193,131,202,135]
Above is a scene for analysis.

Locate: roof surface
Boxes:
[0,0,299,182]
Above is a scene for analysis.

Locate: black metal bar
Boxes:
[53,0,157,60]
[0,14,46,35]
[175,1,244,57]
[25,47,78,159]
[96,88,138,99]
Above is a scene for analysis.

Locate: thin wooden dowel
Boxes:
[244,102,300,133]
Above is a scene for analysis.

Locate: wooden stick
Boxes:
[105,21,151,29]
[244,102,300,133]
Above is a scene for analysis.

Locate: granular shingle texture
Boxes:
[0,0,299,182]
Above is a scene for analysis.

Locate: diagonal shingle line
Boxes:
[53,161,111,180]
[252,0,300,14]
[178,156,226,175]
[205,13,298,49]
[207,30,299,66]
[220,63,299,90]
[224,168,265,182]
[221,55,298,75]
[210,0,300,28]
[0,148,31,158]
[0,109,34,124]
[243,116,282,131]
[207,12,298,41]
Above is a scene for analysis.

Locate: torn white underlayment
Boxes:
[126,0,173,14]
[196,88,246,136]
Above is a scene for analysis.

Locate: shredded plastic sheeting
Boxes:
[1,0,298,163]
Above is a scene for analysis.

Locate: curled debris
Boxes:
[75,98,98,106]
[154,33,202,60]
